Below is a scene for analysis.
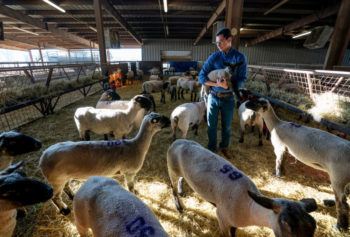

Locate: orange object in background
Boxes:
[109,69,123,87]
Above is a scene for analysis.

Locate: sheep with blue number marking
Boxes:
[73,176,168,237]
[74,95,152,140]
[246,97,350,231]
[39,113,170,215]
[167,139,317,237]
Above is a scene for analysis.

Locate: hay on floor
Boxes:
[13,82,349,237]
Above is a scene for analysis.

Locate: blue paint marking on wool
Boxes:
[220,164,243,181]
[290,122,302,128]
[106,140,123,147]
[125,216,155,236]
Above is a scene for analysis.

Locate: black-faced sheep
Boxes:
[246,98,350,230]
[0,162,53,237]
[73,176,169,237]
[167,139,317,237]
[39,113,170,215]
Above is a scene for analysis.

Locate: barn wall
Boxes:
[142,39,350,66]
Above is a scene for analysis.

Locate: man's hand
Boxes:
[216,77,229,89]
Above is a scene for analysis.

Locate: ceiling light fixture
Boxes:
[89,26,97,32]
[12,26,39,36]
[42,0,66,13]
[292,31,311,39]
[163,0,168,13]
[240,27,244,31]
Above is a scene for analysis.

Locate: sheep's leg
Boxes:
[75,220,89,237]
[217,209,233,237]
[168,169,184,212]
[124,173,136,193]
[51,181,71,215]
[160,91,166,104]
[177,177,185,197]
[64,181,74,200]
[177,88,181,100]
[274,145,286,177]
[181,89,185,100]
[332,180,349,230]
[103,134,108,140]
[258,126,263,146]
[238,122,245,143]
[84,130,90,141]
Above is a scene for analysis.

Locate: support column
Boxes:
[89,41,94,62]
[225,0,244,49]
[94,0,109,90]
[38,42,44,66]
[68,49,71,63]
[324,0,350,69]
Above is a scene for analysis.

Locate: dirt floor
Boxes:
[12,82,350,237]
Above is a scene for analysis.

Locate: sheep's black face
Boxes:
[223,61,244,73]
[147,113,171,128]
[245,98,269,113]
[0,162,53,209]
[248,191,317,237]
[276,200,317,237]
[0,131,42,156]
[134,95,152,111]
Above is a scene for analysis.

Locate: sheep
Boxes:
[167,139,317,237]
[126,70,135,85]
[149,75,160,81]
[96,94,155,132]
[97,89,121,102]
[200,61,244,101]
[136,69,144,81]
[0,161,53,237]
[0,131,42,169]
[73,176,169,237]
[177,77,200,101]
[245,98,350,230]
[74,95,152,140]
[238,100,265,146]
[149,67,160,75]
[170,101,206,140]
[142,80,170,104]
[39,112,170,215]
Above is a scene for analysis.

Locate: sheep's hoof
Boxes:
[323,199,336,207]
[60,207,71,216]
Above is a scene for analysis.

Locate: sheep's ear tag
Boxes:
[151,118,158,123]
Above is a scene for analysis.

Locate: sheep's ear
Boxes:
[258,100,269,112]
[300,198,317,213]
[248,191,282,214]
[0,161,24,175]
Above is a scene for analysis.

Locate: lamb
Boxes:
[170,101,206,140]
[136,69,144,81]
[149,67,160,75]
[0,161,53,237]
[0,131,42,169]
[74,95,152,140]
[73,176,169,237]
[39,112,170,215]
[245,98,350,230]
[96,94,155,131]
[177,77,200,101]
[142,80,170,104]
[200,61,243,101]
[167,139,317,237]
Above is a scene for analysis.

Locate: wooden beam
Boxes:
[324,0,350,69]
[225,0,244,49]
[193,0,225,45]
[246,4,339,46]
[100,0,142,45]
[264,0,290,15]
[0,4,94,48]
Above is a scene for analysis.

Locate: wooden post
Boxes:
[94,0,109,90]
[225,0,244,49]
[324,0,350,69]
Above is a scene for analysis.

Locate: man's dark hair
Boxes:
[216,27,232,39]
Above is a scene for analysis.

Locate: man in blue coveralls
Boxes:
[198,27,247,158]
